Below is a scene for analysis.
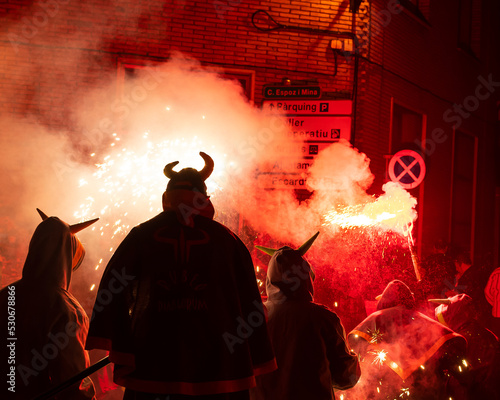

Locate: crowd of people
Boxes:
[1,152,499,400]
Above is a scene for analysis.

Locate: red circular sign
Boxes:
[388,150,426,189]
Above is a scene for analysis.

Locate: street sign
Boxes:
[263,86,321,99]
[260,98,353,190]
[263,100,352,115]
[286,116,351,142]
[388,150,426,189]
[257,173,309,189]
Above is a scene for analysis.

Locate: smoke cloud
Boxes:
[0,1,418,334]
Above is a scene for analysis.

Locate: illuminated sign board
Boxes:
[263,86,321,99]
[260,99,353,189]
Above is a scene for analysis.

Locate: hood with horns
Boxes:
[163,152,214,196]
[256,232,319,303]
[21,209,98,290]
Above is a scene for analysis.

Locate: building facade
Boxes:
[1,0,499,273]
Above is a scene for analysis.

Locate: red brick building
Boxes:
[1,1,499,282]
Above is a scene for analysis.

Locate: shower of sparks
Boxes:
[322,181,422,280]
[73,132,235,291]
[321,182,417,237]
[400,387,410,397]
[369,349,388,366]
[367,328,384,344]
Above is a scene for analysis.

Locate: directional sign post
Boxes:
[388,150,426,189]
[261,99,353,189]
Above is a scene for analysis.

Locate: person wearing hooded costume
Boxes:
[485,266,500,337]
[0,209,98,400]
[346,280,468,400]
[431,294,500,400]
[85,152,277,400]
[250,233,360,400]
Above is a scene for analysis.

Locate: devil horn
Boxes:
[428,299,452,305]
[163,161,180,179]
[255,245,278,256]
[199,152,214,181]
[70,217,99,234]
[36,208,49,221]
[36,208,50,221]
[297,231,320,256]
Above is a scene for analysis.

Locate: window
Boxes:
[115,61,255,133]
[399,0,430,22]
[450,130,477,254]
[459,0,473,51]
[458,0,481,57]
[220,69,255,102]
[118,62,254,101]
[391,103,424,154]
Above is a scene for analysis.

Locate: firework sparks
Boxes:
[74,133,235,290]
[322,181,422,280]
[369,349,388,366]
[321,181,417,236]
[367,328,384,344]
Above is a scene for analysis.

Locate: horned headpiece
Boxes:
[255,232,320,280]
[36,208,99,271]
[255,231,320,257]
[163,152,214,196]
[37,209,99,234]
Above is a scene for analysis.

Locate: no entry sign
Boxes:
[388,150,426,189]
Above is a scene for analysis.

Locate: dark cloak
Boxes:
[86,191,276,397]
[0,217,95,399]
[251,246,360,400]
[347,280,468,400]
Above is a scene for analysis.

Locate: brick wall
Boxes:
[0,0,499,260]
[0,0,369,126]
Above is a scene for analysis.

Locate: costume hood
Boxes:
[430,294,476,331]
[376,280,416,311]
[350,281,466,385]
[257,232,319,303]
[21,209,98,290]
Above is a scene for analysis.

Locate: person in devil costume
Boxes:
[250,233,360,400]
[86,152,277,400]
[346,280,469,400]
[0,209,98,400]
[430,294,500,400]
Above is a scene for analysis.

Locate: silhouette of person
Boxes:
[251,233,360,400]
[431,294,500,400]
[485,266,500,337]
[86,152,276,400]
[420,239,455,299]
[347,280,468,400]
[0,209,98,399]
